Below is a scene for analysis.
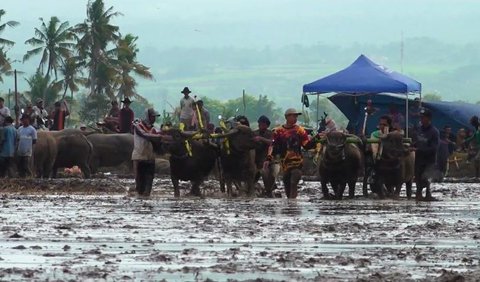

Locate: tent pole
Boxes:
[316,93,319,129]
[405,92,409,138]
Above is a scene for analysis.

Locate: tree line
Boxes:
[0,0,152,122]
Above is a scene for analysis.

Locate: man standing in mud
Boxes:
[0,116,16,177]
[132,108,163,197]
[16,114,37,178]
[267,108,315,199]
[253,115,275,197]
[412,109,439,201]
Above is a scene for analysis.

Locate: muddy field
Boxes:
[1,178,480,281]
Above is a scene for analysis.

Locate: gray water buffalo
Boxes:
[33,131,58,178]
[160,129,218,197]
[318,131,363,200]
[372,132,415,199]
[50,129,93,178]
[86,133,134,174]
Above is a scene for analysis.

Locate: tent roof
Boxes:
[303,54,421,94]
[328,93,479,134]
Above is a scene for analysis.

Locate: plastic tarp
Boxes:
[303,54,421,94]
[329,93,479,135]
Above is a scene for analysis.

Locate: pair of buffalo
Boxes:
[154,124,259,197]
[319,131,414,200]
[33,129,133,178]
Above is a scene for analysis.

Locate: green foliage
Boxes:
[78,93,110,123]
[129,98,153,119]
[23,16,75,80]
[0,47,12,83]
[24,71,59,107]
[0,9,19,48]
[197,94,283,128]
[422,93,442,102]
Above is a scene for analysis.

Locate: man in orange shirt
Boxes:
[266,108,316,199]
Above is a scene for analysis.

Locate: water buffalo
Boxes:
[161,129,218,197]
[50,129,93,178]
[86,133,134,174]
[220,124,258,196]
[33,131,58,178]
[318,131,363,200]
[372,132,415,199]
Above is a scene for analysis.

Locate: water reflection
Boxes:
[280,200,302,216]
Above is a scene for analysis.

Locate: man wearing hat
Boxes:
[32,98,48,130]
[16,114,37,178]
[412,108,439,201]
[131,108,163,197]
[119,97,134,134]
[179,87,195,130]
[266,108,315,199]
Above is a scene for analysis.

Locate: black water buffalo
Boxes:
[318,131,363,199]
[371,132,415,199]
[160,129,218,197]
[219,124,258,196]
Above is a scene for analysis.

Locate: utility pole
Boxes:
[14,69,19,125]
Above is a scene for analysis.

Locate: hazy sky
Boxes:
[2,0,480,103]
[2,0,480,58]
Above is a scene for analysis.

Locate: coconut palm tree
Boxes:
[113,34,153,101]
[25,71,59,106]
[0,48,12,83]
[0,9,19,48]
[23,16,75,80]
[52,56,87,100]
[73,0,122,97]
[0,9,19,83]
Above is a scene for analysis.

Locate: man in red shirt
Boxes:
[50,100,70,131]
[266,108,315,199]
[119,98,134,134]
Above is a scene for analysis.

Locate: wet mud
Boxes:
[1,178,480,281]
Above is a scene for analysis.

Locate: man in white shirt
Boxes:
[17,114,37,177]
[132,108,164,197]
[179,87,195,130]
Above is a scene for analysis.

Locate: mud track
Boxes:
[1,178,479,281]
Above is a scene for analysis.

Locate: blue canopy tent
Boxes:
[330,93,480,135]
[302,54,421,136]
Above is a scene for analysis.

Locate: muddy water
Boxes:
[1,179,480,281]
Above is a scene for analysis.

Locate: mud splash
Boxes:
[0,179,480,281]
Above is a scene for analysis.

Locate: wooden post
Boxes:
[14,69,19,125]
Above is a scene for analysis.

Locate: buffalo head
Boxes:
[325,131,347,159]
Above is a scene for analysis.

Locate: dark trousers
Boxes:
[17,156,32,178]
[135,160,155,196]
[415,161,434,198]
[0,157,14,177]
[283,168,302,199]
